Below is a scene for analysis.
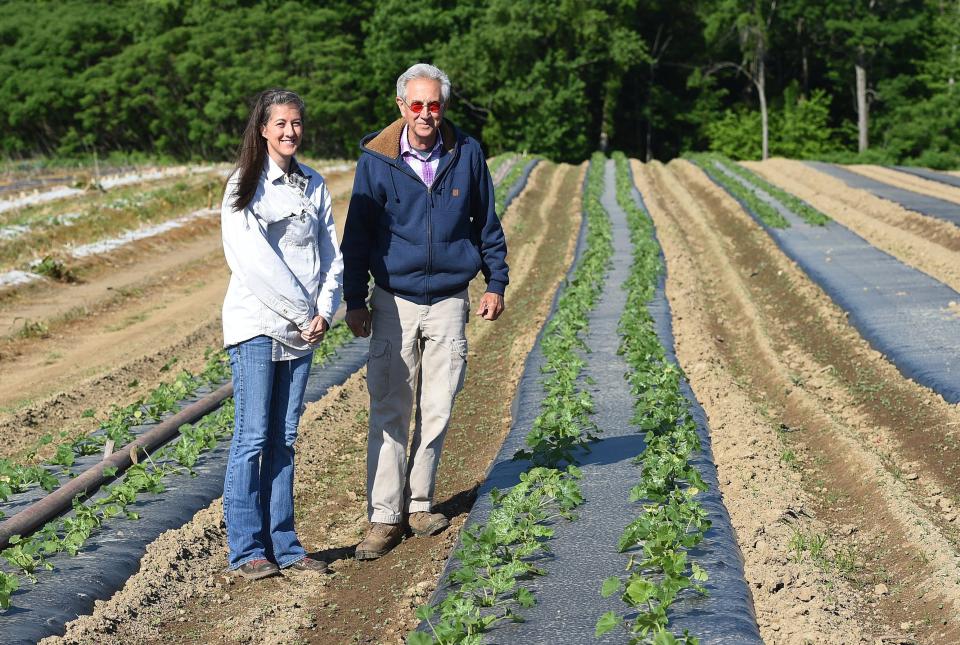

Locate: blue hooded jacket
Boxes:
[340,118,508,310]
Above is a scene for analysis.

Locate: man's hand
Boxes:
[476,292,505,321]
[301,315,329,344]
[346,307,372,337]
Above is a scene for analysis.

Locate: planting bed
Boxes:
[895,166,960,190]
[417,157,760,644]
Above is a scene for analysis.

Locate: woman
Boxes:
[220,89,342,579]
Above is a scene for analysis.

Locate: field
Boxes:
[2,155,960,644]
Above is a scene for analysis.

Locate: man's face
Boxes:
[397,78,443,143]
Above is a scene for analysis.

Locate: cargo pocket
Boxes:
[449,338,468,397]
[367,339,392,401]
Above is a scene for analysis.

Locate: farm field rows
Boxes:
[3,154,960,644]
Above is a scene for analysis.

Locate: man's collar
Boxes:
[400,125,443,160]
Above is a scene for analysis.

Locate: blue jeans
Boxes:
[224,336,312,569]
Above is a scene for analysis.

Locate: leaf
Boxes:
[600,576,622,598]
[413,604,435,621]
[515,586,535,608]
[406,631,433,645]
[595,611,620,637]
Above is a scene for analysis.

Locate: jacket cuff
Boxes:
[485,280,507,296]
[345,296,368,310]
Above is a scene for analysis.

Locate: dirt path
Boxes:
[744,158,960,296]
[41,161,584,645]
[0,170,355,460]
[636,158,960,644]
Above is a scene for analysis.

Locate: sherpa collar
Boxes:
[363,118,457,159]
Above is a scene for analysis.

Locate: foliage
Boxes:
[311,321,356,367]
[705,86,839,160]
[0,349,230,509]
[492,155,536,216]
[1,3,959,181]
[687,154,789,227]
[593,153,707,644]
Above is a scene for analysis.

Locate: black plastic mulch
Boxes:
[421,160,761,644]
[705,160,960,404]
[806,161,960,227]
[893,166,960,190]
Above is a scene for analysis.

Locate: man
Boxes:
[341,63,508,560]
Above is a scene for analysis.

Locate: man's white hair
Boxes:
[397,63,451,104]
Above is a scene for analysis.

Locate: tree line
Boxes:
[1,0,957,166]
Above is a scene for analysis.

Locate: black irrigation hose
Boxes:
[0,337,370,644]
[0,384,233,550]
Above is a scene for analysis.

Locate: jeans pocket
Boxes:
[449,338,468,396]
[367,338,392,401]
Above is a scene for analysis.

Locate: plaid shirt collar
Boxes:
[400,126,443,162]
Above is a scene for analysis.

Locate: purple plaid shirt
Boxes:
[400,125,443,188]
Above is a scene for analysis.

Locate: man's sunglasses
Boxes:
[401,98,443,116]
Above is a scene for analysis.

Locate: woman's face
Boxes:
[261,103,302,164]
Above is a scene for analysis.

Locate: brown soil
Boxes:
[635,157,960,644]
[40,161,584,644]
[744,158,960,296]
[848,165,960,205]
[0,169,356,461]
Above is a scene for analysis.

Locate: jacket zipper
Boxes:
[426,184,433,301]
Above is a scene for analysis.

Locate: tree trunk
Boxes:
[758,58,769,160]
[856,54,869,152]
[797,17,809,98]
[599,75,620,153]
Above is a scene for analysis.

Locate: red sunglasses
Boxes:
[401,97,443,115]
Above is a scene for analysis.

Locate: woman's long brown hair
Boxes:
[230,89,306,212]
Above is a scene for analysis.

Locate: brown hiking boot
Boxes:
[234,558,280,580]
[408,511,450,537]
[355,523,403,560]
[284,556,330,576]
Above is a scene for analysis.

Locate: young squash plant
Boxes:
[595,153,710,645]
[410,154,613,645]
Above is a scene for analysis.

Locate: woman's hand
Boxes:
[301,315,329,344]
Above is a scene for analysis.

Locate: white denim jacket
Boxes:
[221,156,343,360]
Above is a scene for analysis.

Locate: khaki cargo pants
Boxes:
[365,285,469,524]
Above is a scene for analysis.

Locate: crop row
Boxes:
[493,155,537,216]
[0,323,357,611]
[410,153,613,645]
[688,153,829,227]
[594,154,710,645]
[486,153,514,178]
